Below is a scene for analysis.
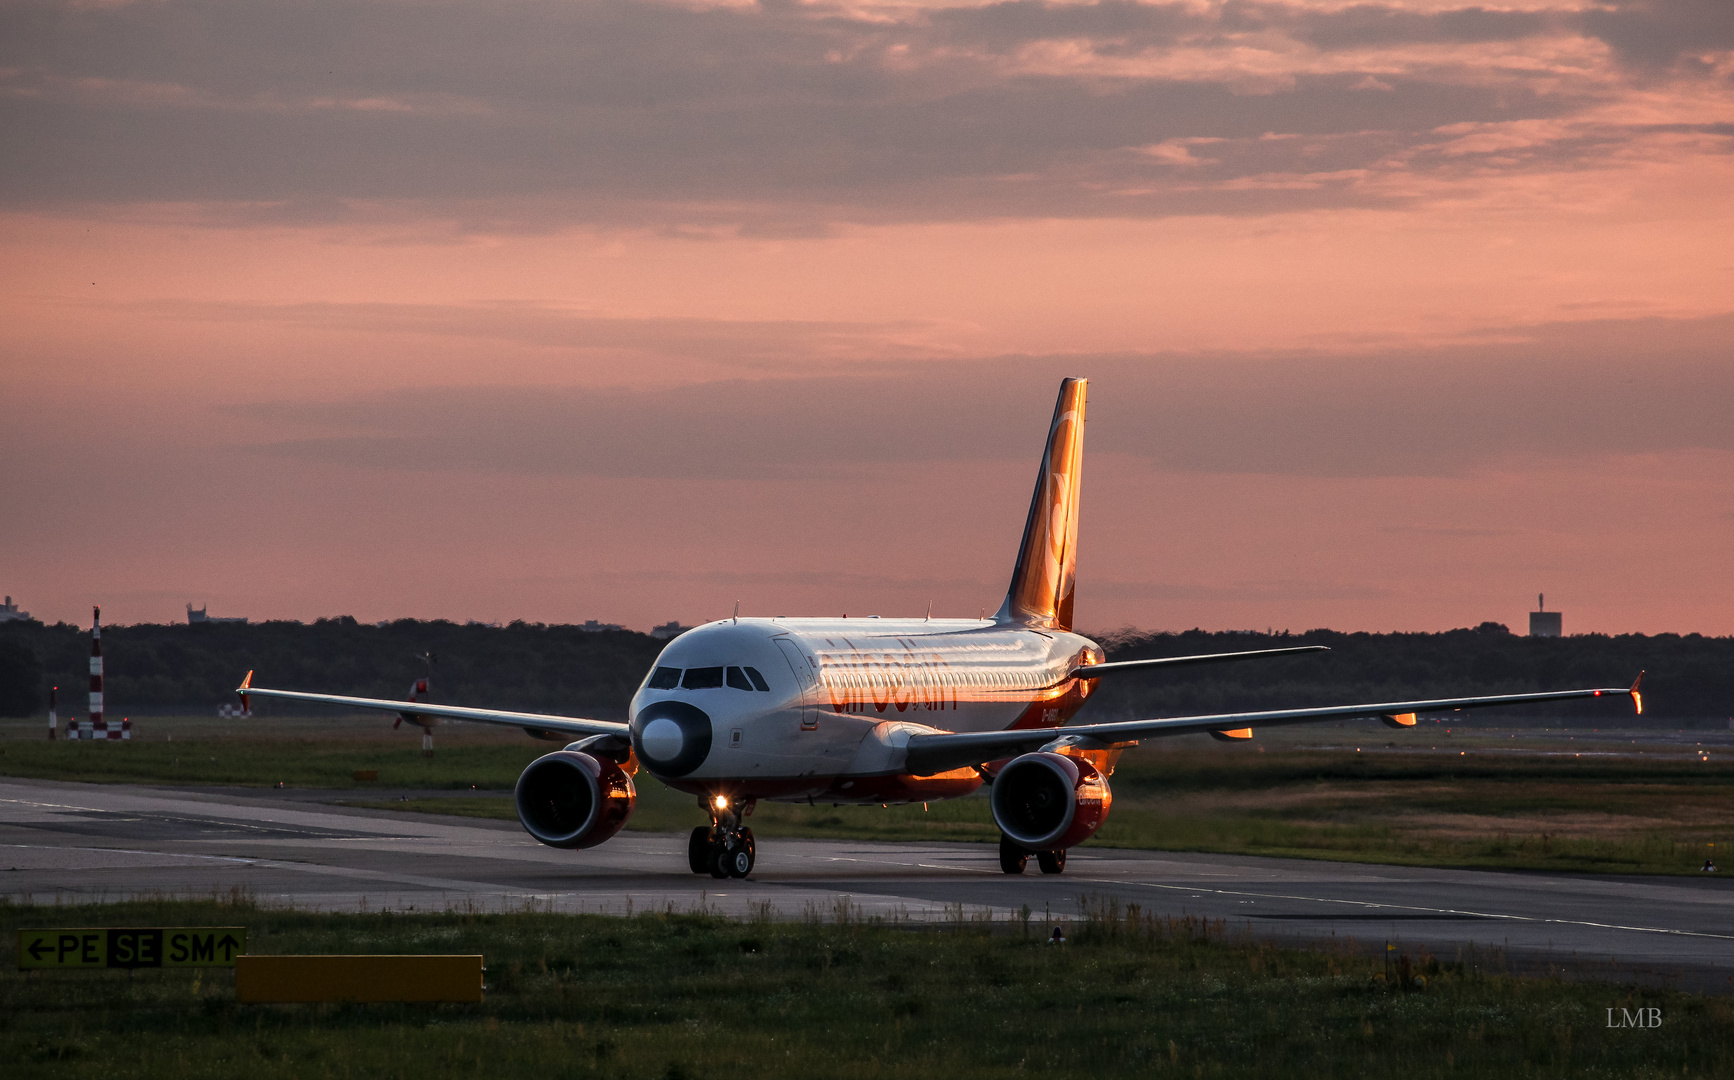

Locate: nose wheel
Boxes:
[712,831,755,878]
[689,810,755,878]
[687,826,713,874]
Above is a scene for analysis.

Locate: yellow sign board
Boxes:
[236,955,484,1003]
[16,928,247,970]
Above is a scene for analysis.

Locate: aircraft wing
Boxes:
[1072,645,1327,678]
[902,675,1643,777]
[236,679,628,739]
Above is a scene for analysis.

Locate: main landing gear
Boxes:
[999,834,1066,875]
[689,796,755,879]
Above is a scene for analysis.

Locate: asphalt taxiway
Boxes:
[4,778,1731,991]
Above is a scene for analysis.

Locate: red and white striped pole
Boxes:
[48,685,57,740]
[89,606,103,738]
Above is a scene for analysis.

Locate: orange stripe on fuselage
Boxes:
[1005,673,1094,730]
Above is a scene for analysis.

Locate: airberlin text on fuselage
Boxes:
[806,632,1093,719]
[822,648,959,714]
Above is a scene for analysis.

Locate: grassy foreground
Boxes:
[4,897,1728,1079]
[5,720,1733,875]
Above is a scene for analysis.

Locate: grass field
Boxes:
[344,736,1734,876]
[4,717,1733,875]
[0,720,548,791]
[3,896,1728,1079]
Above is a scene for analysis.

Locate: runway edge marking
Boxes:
[1076,877,1734,942]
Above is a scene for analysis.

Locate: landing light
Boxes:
[714,795,729,810]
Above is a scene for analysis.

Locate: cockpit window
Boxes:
[682,666,725,689]
[653,664,769,692]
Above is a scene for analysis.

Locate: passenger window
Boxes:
[744,667,770,691]
[648,667,681,690]
[726,666,753,691]
[683,666,725,689]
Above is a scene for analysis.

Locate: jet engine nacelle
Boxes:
[989,751,1111,851]
[514,750,637,849]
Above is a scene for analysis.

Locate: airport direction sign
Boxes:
[17,927,246,970]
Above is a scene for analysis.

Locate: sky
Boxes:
[2,0,1731,635]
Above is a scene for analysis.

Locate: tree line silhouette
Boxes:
[0,618,1727,723]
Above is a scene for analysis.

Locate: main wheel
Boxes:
[688,826,712,874]
[1037,849,1066,875]
[999,834,1029,874]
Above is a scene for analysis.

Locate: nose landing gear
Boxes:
[714,832,754,878]
[688,797,756,878]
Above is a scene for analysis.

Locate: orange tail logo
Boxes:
[996,377,1086,631]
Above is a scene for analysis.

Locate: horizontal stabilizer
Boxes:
[1073,645,1327,679]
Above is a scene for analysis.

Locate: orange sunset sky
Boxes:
[2,0,1731,635]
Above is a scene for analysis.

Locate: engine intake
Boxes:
[514,750,637,849]
[990,751,1111,851]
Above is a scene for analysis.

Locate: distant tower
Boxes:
[89,606,104,732]
[1529,593,1562,638]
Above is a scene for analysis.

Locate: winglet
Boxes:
[237,669,253,712]
[396,677,435,731]
[1630,670,1644,715]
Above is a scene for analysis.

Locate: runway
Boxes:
[4,778,1732,991]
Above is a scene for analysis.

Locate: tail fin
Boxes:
[995,377,1087,630]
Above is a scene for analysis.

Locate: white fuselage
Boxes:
[627,617,1103,803]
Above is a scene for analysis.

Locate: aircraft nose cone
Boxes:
[641,717,685,760]
[630,700,713,777]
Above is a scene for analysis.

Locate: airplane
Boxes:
[236,377,1642,879]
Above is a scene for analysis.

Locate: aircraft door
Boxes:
[774,638,821,731]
